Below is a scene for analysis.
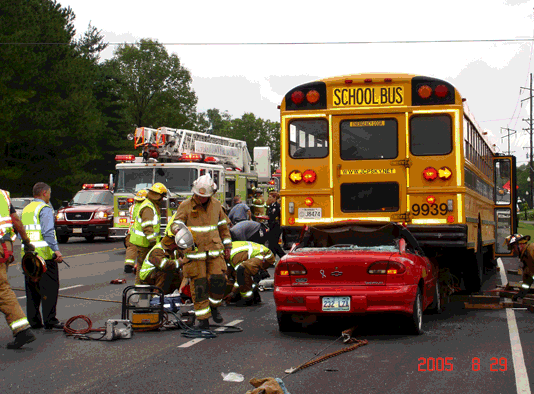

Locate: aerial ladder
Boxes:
[132,127,253,172]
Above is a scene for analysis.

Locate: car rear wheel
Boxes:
[428,280,442,314]
[58,235,69,244]
[277,312,299,333]
[406,288,423,335]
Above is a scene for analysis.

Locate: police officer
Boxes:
[124,189,147,273]
[266,191,286,259]
[21,182,64,330]
[130,183,167,284]
[505,234,534,301]
[0,188,37,348]
[172,174,232,329]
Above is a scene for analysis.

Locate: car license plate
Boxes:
[322,297,350,312]
[73,228,82,234]
[298,208,322,220]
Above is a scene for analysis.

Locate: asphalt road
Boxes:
[1,239,533,394]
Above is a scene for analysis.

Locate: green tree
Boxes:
[105,39,198,131]
[0,0,106,206]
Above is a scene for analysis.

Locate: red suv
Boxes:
[55,184,114,243]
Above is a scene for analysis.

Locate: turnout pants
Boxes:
[124,234,137,268]
[134,245,151,285]
[0,242,31,335]
[24,259,60,327]
[142,270,183,295]
[237,254,276,300]
[182,255,227,321]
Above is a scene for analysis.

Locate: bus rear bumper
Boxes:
[407,224,468,248]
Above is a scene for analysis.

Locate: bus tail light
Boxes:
[306,90,320,104]
[438,167,452,180]
[289,170,302,184]
[423,167,438,181]
[291,91,305,105]
[435,85,449,98]
[304,197,314,206]
[418,85,432,99]
[302,169,317,184]
[426,195,436,204]
[288,217,296,225]
[447,215,455,223]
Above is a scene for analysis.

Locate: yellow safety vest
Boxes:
[21,201,55,260]
[0,189,15,241]
[129,199,161,247]
[139,242,179,281]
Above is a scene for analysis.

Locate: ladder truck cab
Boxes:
[108,127,271,238]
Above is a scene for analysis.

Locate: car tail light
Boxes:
[368,261,405,275]
[287,262,307,276]
[423,167,438,181]
[304,197,314,206]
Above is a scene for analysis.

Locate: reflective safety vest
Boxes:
[21,201,55,260]
[139,242,179,281]
[0,189,15,241]
[229,241,273,269]
[127,202,143,234]
[165,211,178,238]
[129,199,160,248]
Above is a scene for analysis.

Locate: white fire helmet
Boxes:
[191,174,217,197]
[172,222,195,250]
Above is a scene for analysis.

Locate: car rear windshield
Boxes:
[295,245,398,253]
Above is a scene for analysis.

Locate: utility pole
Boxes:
[521,73,534,207]
[501,127,516,155]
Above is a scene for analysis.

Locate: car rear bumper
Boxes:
[108,227,128,238]
[55,222,112,238]
[274,284,418,315]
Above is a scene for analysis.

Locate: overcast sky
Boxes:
[59,0,533,164]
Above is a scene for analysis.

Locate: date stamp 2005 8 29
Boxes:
[418,357,508,372]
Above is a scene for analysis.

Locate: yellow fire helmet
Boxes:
[22,252,47,282]
[149,183,168,196]
[504,233,531,249]
[134,189,148,202]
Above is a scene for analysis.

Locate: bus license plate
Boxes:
[73,228,82,234]
[322,297,350,311]
[298,208,322,220]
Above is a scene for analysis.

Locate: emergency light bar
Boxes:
[179,153,202,162]
[115,155,135,162]
[83,184,109,190]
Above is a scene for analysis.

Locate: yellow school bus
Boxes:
[279,73,517,292]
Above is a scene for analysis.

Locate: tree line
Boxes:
[0,0,280,207]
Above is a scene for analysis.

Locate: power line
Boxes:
[1,38,534,46]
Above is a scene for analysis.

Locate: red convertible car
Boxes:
[274,222,440,335]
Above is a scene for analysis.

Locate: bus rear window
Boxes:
[410,115,452,156]
[340,119,397,160]
[289,119,329,159]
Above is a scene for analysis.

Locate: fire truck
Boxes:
[55,183,114,243]
[108,127,271,238]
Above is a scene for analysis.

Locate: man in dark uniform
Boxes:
[505,233,534,301]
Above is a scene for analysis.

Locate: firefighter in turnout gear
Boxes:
[505,234,534,300]
[124,189,148,273]
[138,222,194,294]
[130,183,167,284]
[172,174,232,329]
[0,188,37,349]
[251,188,266,220]
[224,241,275,306]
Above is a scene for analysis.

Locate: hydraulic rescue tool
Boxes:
[103,319,133,340]
[122,285,165,331]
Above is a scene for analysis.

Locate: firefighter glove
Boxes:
[23,240,35,253]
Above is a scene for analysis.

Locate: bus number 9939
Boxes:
[411,203,448,216]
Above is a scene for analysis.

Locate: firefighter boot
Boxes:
[211,307,223,324]
[7,329,36,349]
[253,289,262,304]
[197,319,210,330]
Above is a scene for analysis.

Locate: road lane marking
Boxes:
[497,258,531,394]
[178,319,243,348]
[11,248,124,267]
[16,284,84,299]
